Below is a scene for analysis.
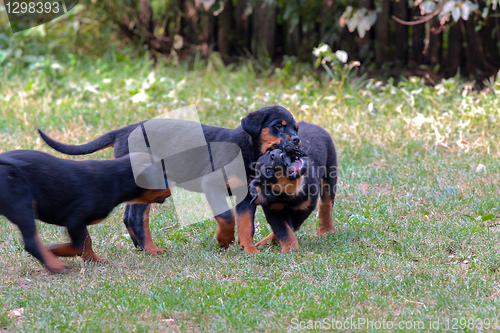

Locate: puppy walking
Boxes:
[0,150,170,273]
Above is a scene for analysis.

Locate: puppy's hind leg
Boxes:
[50,226,106,262]
[123,204,140,248]
[10,213,70,274]
[317,179,335,236]
[127,204,165,255]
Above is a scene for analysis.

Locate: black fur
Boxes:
[0,150,170,273]
[249,122,337,252]
[38,105,300,254]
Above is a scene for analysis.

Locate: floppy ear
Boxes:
[241,109,268,138]
[249,178,263,205]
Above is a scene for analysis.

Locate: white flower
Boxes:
[319,44,330,53]
[131,92,148,103]
[335,50,348,63]
[411,113,433,128]
[475,164,486,173]
[84,82,99,94]
[313,44,331,57]
[147,71,156,85]
[103,78,111,84]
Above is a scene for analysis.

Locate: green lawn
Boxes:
[1,57,500,331]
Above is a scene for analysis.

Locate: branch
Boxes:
[392,0,448,26]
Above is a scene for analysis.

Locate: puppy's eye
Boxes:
[274,124,283,129]
[265,168,273,176]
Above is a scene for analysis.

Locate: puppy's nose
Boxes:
[291,135,300,145]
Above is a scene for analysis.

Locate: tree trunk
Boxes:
[320,0,335,46]
[393,0,409,66]
[217,0,233,57]
[446,22,461,75]
[183,1,199,45]
[375,0,389,65]
[410,5,425,66]
[251,0,277,59]
[427,20,442,65]
[284,21,300,56]
[235,0,250,52]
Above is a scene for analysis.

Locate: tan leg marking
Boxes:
[318,180,335,236]
[215,213,235,248]
[256,232,277,248]
[236,211,259,254]
[142,205,165,255]
[278,224,299,253]
[81,230,106,262]
[49,230,106,262]
[35,234,70,274]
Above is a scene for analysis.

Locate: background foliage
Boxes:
[2,0,500,80]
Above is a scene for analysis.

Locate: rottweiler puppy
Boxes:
[249,122,337,252]
[0,150,171,273]
[38,105,300,254]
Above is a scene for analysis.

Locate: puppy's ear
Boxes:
[241,109,269,138]
[249,178,263,205]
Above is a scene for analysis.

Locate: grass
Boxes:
[1,55,500,331]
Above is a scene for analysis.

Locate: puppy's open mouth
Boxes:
[286,157,306,179]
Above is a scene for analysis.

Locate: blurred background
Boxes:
[1,0,500,82]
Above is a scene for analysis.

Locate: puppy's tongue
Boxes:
[287,159,304,177]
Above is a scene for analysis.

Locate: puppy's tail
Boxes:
[38,128,118,156]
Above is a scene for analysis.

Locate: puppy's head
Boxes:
[241,105,300,154]
[249,144,308,205]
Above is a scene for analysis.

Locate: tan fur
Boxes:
[35,235,70,274]
[260,128,281,154]
[317,179,334,235]
[272,172,304,196]
[142,205,165,254]
[236,211,259,253]
[269,203,286,210]
[278,224,299,253]
[215,213,235,248]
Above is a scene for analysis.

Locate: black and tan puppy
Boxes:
[249,122,337,252]
[38,105,300,254]
[0,150,171,273]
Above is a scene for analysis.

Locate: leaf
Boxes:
[367,12,377,28]
[442,0,456,15]
[482,7,489,18]
[452,6,461,22]
[481,214,495,221]
[420,1,435,15]
[347,15,361,33]
[461,2,470,20]
[357,16,371,38]
[115,53,126,62]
